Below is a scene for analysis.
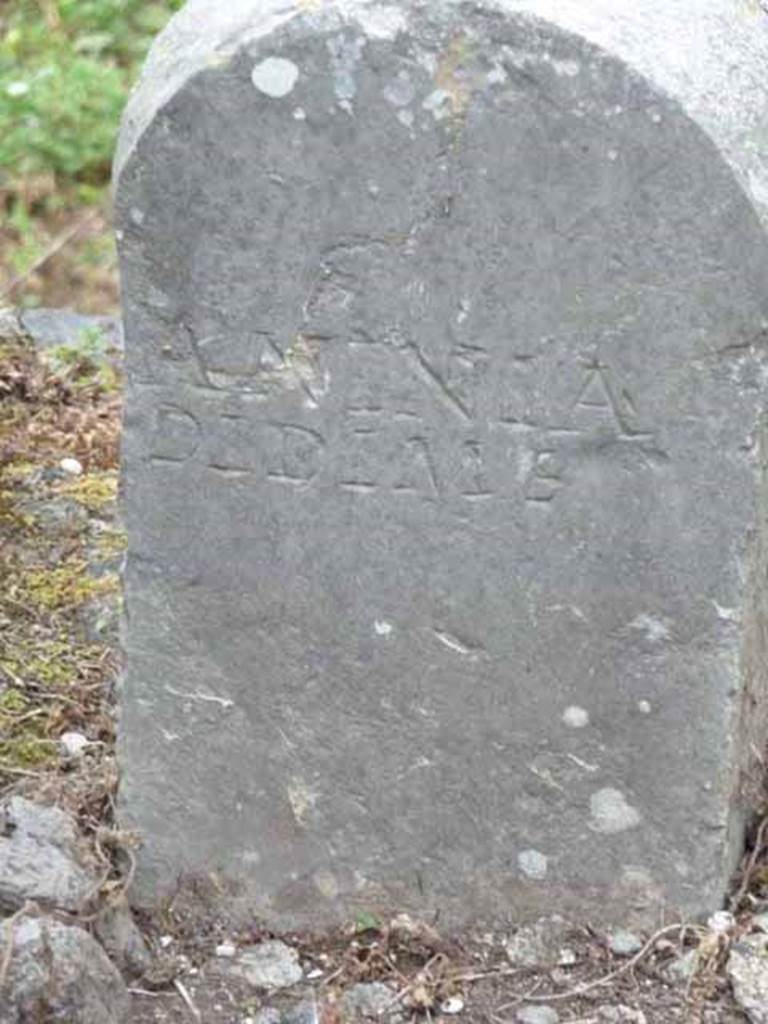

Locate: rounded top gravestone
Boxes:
[115,0,768,927]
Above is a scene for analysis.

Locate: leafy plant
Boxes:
[0,0,184,182]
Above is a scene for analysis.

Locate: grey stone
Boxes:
[19,308,123,352]
[505,917,572,969]
[597,1008,647,1024]
[0,915,129,1024]
[662,949,698,984]
[227,940,303,990]
[340,983,398,1020]
[60,731,91,759]
[727,934,768,1024]
[251,1011,283,1024]
[115,0,768,926]
[283,1000,320,1024]
[93,895,154,979]
[516,1007,559,1024]
[607,930,643,957]
[0,796,97,913]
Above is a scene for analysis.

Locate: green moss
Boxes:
[93,526,127,562]
[55,472,118,512]
[17,557,118,612]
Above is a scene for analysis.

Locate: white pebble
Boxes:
[60,457,83,476]
[216,941,237,958]
[160,935,173,949]
[441,997,464,1015]
[59,732,90,759]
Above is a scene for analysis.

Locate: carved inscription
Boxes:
[147,346,660,507]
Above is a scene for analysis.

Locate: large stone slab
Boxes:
[114,0,768,926]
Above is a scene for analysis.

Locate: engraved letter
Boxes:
[149,404,201,463]
[266,423,325,485]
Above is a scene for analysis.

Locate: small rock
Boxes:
[93,895,153,979]
[441,997,464,1015]
[229,939,303,990]
[663,948,698,984]
[283,1000,319,1024]
[60,731,91,759]
[0,915,129,1024]
[60,457,84,476]
[216,941,238,958]
[597,1007,647,1024]
[0,796,97,913]
[557,948,576,966]
[250,1009,281,1024]
[608,930,643,957]
[727,933,768,1024]
[159,934,174,948]
[707,910,735,934]
[517,1007,559,1024]
[505,916,572,968]
[340,982,399,1020]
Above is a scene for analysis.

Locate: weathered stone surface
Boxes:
[0,796,96,913]
[340,983,399,1021]
[93,895,154,979]
[0,915,129,1024]
[226,940,303,990]
[517,1007,559,1024]
[727,934,768,1024]
[505,917,573,969]
[115,0,768,926]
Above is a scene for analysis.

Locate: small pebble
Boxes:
[59,731,90,759]
[707,910,735,934]
[517,1006,559,1024]
[306,967,324,979]
[216,941,237,958]
[60,457,83,476]
[441,997,464,1014]
[160,935,173,949]
[608,930,643,957]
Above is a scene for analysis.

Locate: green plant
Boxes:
[46,326,119,391]
[0,1,184,182]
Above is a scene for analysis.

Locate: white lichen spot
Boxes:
[590,788,641,834]
[551,57,580,77]
[130,207,145,227]
[293,106,306,120]
[374,620,393,636]
[630,613,671,643]
[313,869,339,899]
[287,777,316,826]
[637,700,652,715]
[367,180,380,198]
[486,63,507,85]
[383,70,415,107]
[251,57,299,98]
[607,148,619,162]
[650,111,662,124]
[422,88,452,121]
[397,109,414,130]
[518,849,548,881]
[327,34,364,105]
[562,705,589,729]
[358,6,407,40]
